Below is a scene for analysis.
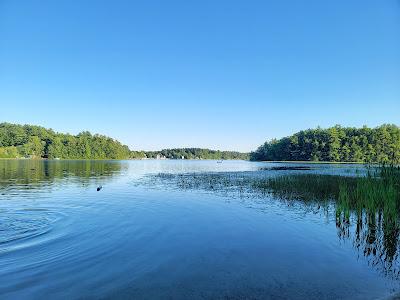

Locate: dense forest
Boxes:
[144,148,249,160]
[0,123,131,159]
[250,124,400,163]
[0,123,248,160]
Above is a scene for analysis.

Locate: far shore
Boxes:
[0,157,373,164]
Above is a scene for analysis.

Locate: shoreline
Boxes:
[0,158,374,165]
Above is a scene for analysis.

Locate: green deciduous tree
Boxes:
[250,124,400,164]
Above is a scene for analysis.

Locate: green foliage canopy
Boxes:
[250,125,400,163]
[0,123,248,160]
[0,123,131,159]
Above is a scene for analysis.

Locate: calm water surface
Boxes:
[0,159,398,299]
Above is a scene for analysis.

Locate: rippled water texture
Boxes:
[0,159,399,299]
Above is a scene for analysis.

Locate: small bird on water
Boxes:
[97,186,103,191]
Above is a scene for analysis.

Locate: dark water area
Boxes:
[0,159,399,299]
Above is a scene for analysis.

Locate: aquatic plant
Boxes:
[336,165,400,221]
[256,174,353,202]
[250,166,400,221]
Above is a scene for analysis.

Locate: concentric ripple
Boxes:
[0,208,65,253]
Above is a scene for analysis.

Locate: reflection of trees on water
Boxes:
[337,211,400,280]
[0,159,126,191]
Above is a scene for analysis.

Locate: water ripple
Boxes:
[0,207,66,254]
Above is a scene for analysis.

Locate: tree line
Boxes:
[144,148,249,160]
[3,122,399,162]
[250,124,400,163]
[0,123,249,160]
[0,123,131,159]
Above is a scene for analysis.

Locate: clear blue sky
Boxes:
[0,0,399,151]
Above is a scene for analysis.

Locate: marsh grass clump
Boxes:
[255,174,355,202]
[336,165,400,222]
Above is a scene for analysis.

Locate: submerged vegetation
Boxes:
[149,166,399,210]
[154,165,400,225]
[251,124,400,163]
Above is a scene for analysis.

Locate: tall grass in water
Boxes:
[259,174,356,202]
[336,165,400,222]
[259,166,400,220]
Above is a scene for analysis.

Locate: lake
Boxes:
[0,159,399,299]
